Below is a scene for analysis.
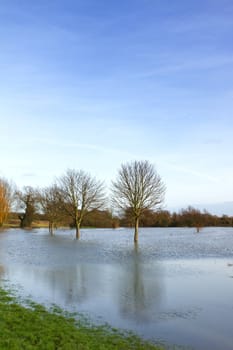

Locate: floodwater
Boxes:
[0,227,233,349]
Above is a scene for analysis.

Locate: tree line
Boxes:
[1,160,232,242]
[121,206,233,230]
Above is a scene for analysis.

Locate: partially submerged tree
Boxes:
[37,185,63,235]
[16,186,37,228]
[0,178,14,227]
[112,160,165,243]
[180,206,205,232]
[57,169,105,239]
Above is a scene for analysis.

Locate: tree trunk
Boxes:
[18,215,25,228]
[49,222,54,236]
[134,217,139,243]
[76,222,81,240]
[19,212,33,229]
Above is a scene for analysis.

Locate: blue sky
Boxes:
[0,0,233,213]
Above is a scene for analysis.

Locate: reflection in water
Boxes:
[0,265,4,277]
[118,243,163,323]
[2,264,100,308]
[0,244,164,327]
[1,228,233,350]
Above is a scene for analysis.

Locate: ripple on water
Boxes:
[1,227,233,350]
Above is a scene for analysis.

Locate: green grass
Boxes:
[0,288,164,350]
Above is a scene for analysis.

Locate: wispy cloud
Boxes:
[137,55,233,78]
[1,1,232,207]
[22,173,36,178]
[164,12,233,33]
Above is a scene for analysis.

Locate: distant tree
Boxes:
[219,214,232,227]
[82,209,115,228]
[16,186,37,228]
[152,210,171,227]
[120,207,135,228]
[112,160,166,242]
[57,169,106,239]
[170,212,178,227]
[179,206,205,232]
[108,208,120,229]
[140,209,157,227]
[202,209,217,227]
[37,185,64,235]
[0,178,14,227]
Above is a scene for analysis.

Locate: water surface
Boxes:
[0,227,233,349]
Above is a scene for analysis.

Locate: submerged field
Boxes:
[0,227,233,349]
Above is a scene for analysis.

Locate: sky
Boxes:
[0,0,233,214]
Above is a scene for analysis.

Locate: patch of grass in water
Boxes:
[0,287,164,350]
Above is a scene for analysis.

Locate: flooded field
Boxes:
[0,227,233,349]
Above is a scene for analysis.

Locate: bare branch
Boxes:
[57,169,106,239]
[111,160,166,242]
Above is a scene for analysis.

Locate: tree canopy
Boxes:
[0,178,14,227]
[57,169,106,239]
[112,160,166,242]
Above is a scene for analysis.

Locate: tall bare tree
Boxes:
[57,169,105,239]
[37,185,63,235]
[0,178,14,227]
[112,160,165,242]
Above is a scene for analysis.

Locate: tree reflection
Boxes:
[118,243,164,323]
[0,265,5,289]
[0,265,4,277]
[0,244,164,326]
[0,264,99,307]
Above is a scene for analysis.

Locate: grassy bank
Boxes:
[0,288,163,350]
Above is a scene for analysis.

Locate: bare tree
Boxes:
[37,185,63,235]
[180,206,205,233]
[57,169,105,239]
[16,186,37,228]
[0,177,14,227]
[112,160,165,242]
